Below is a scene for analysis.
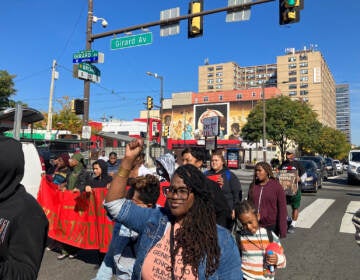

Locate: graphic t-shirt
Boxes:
[142,223,197,280]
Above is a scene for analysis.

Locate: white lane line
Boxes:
[339,201,360,234]
[297,199,335,228]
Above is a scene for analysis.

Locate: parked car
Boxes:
[298,159,322,193]
[324,157,337,177]
[348,150,360,185]
[297,156,327,180]
[333,159,343,174]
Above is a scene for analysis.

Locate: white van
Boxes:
[20,142,43,198]
[348,150,360,185]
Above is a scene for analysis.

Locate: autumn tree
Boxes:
[0,70,17,109]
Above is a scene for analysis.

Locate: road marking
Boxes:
[297,198,335,228]
[339,201,360,234]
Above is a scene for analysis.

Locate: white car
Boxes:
[333,160,343,174]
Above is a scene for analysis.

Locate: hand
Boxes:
[72,188,80,193]
[266,252,278,265]
[217,176,224,186]
[85,186,92,193]
[122,139,144,169]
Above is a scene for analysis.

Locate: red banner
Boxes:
[37,177,114,253]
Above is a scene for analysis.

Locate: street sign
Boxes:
[110,32,153,50]
[73,63,101,83]
[72,50,104,63]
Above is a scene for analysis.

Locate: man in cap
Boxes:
[280,147,305,233]
[0,135,48,278]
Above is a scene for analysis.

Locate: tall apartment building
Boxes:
[336,84,351,142]
[198,48,337,129]
[277,48,336,128]
[198,62,277,92]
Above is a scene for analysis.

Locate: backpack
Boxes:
[232,220,273,256]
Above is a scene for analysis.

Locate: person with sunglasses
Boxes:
[105,139,242,280]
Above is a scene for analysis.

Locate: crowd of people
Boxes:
[2,136,360,280]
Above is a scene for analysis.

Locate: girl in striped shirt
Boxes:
[234,200,286,280]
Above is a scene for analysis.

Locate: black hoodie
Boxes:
[0,136,48,279]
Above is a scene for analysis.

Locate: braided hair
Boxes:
[172,164,220,279]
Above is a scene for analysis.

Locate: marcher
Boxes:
[84,159,113,193]
[206,150,243,220]
[129,152,151,177]
[181,147,232,229]
[0,136,49,279]
[233,200,286,280]
[280,148,305,233]
[94,175,160,280]
[98,150,109,162]
[48,153,71,189]
[107,151,121,177]
[105,139,242,279]
[352,208,360,246]
[247,162,288,238]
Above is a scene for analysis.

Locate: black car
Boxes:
[298,159,322,193]
[297,156,327,180]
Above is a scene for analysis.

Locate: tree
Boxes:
[34,96,82,134]
[316,126,351,160]
[241,96,320,162]
[0,70,17,109]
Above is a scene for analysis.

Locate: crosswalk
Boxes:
[296,199,360,234]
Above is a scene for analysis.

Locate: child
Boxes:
[233,200,286,280]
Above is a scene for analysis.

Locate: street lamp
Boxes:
[146,71,164,146]
[83,0,108,127]
[261,82,267,162]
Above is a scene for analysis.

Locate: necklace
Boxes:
[243,229,265,252]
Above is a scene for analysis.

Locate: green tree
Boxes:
[0,70,17,109]
[34,96,82,134]
[241,96,320,162]
[316,126,351,160]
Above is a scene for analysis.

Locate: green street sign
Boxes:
[110,32,153,50]
[78,63,101,76]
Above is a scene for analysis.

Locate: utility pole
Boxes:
[146,108,151,166]
[83,0,93,126]
[262,84,267,162]
[47,59,57,133]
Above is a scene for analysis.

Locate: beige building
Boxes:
[277,48,336,128]
[198,48,336,129]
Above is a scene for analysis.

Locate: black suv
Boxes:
[297,156,327,180]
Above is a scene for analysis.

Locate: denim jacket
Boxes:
[105,199,243,280]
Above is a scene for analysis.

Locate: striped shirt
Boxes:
[239,227,286,280]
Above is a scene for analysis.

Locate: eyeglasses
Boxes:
[163,186,192,199]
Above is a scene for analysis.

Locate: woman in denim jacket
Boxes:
[105,139,242,280]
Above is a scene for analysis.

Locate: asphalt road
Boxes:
[37,170,360,280]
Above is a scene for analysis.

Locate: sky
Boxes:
[1,1,359,145]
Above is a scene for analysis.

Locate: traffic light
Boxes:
[188,0,203,38]
[71,99,84,115]
[163,125,170,137]
[146,96,153,110]
[279,0,303,25]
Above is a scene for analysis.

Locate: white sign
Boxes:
[82,126,92,139]
[203,116,219,137]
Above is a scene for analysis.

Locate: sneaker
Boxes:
[68,254,77,259]
[46,246,52,251]
[57,253,69,260]
[287,225,295,234]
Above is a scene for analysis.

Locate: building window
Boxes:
[236,93,242,100]
[219,95,223,101]
[288,70,297,76]
[207,79,214,84]
[300,83,308,88]
[216,65,223,71]
[203,96,209,102]
[207,73,214,77]
[288,63,297,69]
[216,78,223,83]
[288,57,297,62]
[251,92,256,97]
[216,84,222,89]
[289,77,297,82]
[300,69,308,74]
[216,72,223,77]
[300,90,309,95]
[299,62,308,67]
[289,91,297,96]
[207,85,214,90]
[299,54,308,60]
[207,67,214,71]
[300,76,308,82]
[289,84,297,89]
